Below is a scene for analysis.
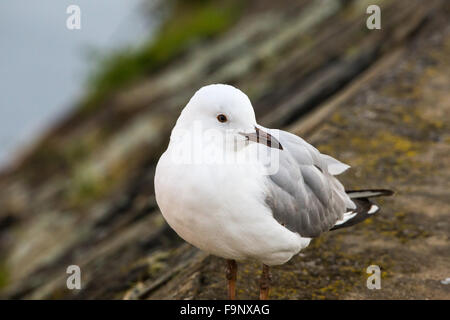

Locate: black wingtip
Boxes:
[346,189,394,199]
[330,200,380,231]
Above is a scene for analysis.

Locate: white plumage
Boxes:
[154,84,359,265]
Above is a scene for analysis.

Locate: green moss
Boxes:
[64,161,122,208]
[0,263,9,289]
[65,170,108,207]
[82,0,243,112]
[21,130,105,183]
[146,251,171,278]
[374,209,430,244]
[61,133,102,166]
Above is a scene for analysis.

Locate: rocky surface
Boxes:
[0,0,449,299]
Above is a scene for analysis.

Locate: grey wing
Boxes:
[263,128,356,238]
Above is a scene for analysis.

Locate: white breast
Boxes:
[154,143,311,266]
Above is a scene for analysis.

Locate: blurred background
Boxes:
[0,0,161,168]
[0,0,449,299]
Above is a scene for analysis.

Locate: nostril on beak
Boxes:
[239,127,283,150]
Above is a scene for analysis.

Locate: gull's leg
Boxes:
[226,259,237,300]
[259,264,272,300]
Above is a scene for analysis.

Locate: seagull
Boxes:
[154,84,393,300]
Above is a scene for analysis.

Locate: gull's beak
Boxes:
[239,126,283,150]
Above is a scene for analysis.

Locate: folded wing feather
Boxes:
[262,128,356,238]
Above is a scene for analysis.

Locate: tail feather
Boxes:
[331,189,393,231]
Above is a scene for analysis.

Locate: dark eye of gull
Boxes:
[217,114,228,123]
